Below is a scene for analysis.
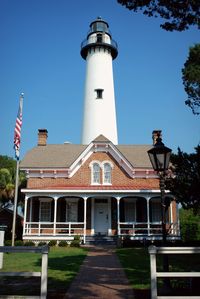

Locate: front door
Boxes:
[94,202,108,234]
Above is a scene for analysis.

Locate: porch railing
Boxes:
[24,222,84,236]
[119,222,180,238]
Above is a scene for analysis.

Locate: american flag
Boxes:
[14,93,24,159]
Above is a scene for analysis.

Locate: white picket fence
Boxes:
[0,245,49,299]
[148,245,200,299]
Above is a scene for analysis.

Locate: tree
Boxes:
[0,155,26,208]
[166,145,200,215]
[182,43,200,115]
[179,208,200,242]
[117,0,200,31]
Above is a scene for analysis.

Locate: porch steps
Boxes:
[85,235,117,246]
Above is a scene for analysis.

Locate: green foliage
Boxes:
[0,155,26,208]
[37,241,47,246]
[70,240,80,247]
[0,168,12,189]
[58,240,68,247]
[182,44,200,115]
[117,0,200,31]
[0,155,16,180]
[4,240,12,246]
[166,145,200,215]
[179,209,200,242]
[24,241,35,246]
[14,240,24,246]
[48,240,57,247]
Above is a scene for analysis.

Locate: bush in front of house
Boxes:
[4,240,12,246]
[37,241,47,247]
[24,241,35,246]
[14,240,24,246]
[48,240,57,247]
[58,240,68,247]
[70,235,80,247]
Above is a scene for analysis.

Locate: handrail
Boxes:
[0,245,49,299]
[148,245,200,299]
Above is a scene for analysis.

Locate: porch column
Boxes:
[146,197,151,236]
[23,195,28,236]
[53,197,58,236]
[29,197,33,222]
[83,197,87,244]
[117,197,120,236]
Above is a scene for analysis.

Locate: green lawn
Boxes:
[116,247,200,293]
[0,247,88,297]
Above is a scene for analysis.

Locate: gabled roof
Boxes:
[20,135,152,170]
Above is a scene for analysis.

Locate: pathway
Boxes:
[64,245,135,299]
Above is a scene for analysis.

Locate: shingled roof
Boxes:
[20,140,152,169]
[20,144,87,168]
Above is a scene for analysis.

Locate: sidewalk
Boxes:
[64,245,135,299]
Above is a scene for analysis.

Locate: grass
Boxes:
[116,247,200,297]
[0,246,88,297]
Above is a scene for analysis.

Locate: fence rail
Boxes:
[0,245,49,299]
[148,245,200,299]
[119,222,180,238]
[24,221,84,236]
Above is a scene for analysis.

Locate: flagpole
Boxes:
[12,93,24,246]
[11,158,20,246]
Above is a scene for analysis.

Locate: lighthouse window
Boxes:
[95,89,103,99]
[96,33,102,43]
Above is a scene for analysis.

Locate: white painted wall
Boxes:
[81,40,118,144]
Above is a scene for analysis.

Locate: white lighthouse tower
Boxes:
[81,17,118,145]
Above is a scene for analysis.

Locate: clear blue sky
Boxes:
[1,0,200,160]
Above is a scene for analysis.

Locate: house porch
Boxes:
[22,191,180,244]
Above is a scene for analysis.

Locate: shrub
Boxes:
[14,240,24,246]
[38,241,47,247]
[48,240,57,247]
[24,241,35,246]
[4,240,12,246]
[70,240,80,247]
[58,240,68,247]
[74,235,80,241]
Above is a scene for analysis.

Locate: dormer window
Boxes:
[92,162,101,184]
[95,89,104,99]
[90,161,113,185]
[103,162,112,184]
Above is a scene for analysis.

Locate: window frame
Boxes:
[90,161,101,185]
[39,198,52,222]
[102,162,113,185]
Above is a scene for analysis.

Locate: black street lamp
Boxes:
[148,136,172,243]
[148,136,172,290]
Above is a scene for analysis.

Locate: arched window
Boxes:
[92,163,101,184]
[103,163,112,184]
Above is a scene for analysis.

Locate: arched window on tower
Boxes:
[103,162,112,184]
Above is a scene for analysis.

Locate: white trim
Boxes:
[22,188,167,194]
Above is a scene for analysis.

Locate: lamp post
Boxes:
[148,136,172,243]
[148,136,172,289]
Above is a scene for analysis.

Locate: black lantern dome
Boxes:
[81,17,118,60]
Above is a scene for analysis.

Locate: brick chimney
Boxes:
[38,129,48,146]
[152,130,162,145]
